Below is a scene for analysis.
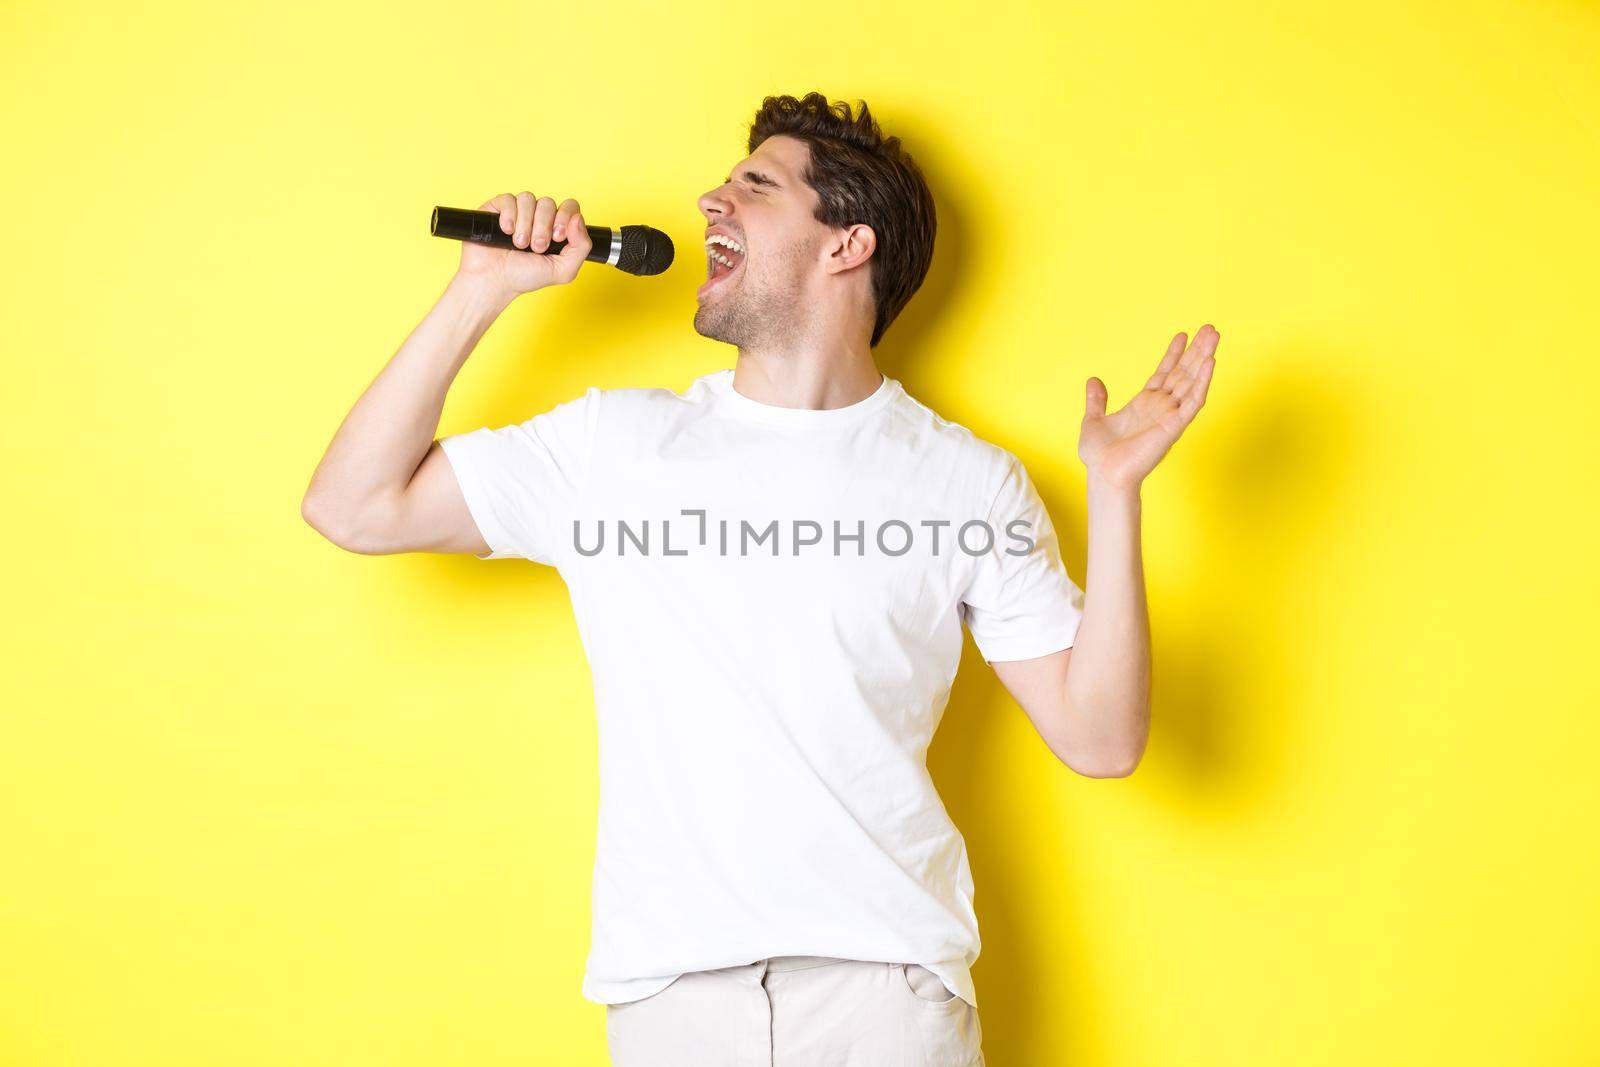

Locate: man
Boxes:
[302,91,1218,1066]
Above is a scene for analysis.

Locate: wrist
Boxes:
[447,271,519,317]
[1086,470,1141,505]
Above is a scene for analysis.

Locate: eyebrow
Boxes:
[726,168,782,189]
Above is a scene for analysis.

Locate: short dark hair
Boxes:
[747,93,936,348]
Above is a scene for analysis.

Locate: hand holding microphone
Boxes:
[448,192,594,298]
[439,191,674,301]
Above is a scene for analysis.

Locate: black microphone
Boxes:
[430,206,674,276]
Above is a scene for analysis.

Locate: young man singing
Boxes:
[302,91,1219,1066]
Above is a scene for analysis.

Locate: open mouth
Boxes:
[698,233,745,298]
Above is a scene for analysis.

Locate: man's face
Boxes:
[693,135,825,348]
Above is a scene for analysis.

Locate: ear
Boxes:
[824,223,876,275]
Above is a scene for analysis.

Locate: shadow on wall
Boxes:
[930,349,1357,1061]
[858,111,977,389]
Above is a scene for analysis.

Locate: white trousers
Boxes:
[604,955,985,1066]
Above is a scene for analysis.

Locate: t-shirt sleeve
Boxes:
[436,386,601,565]
[959,453,1086,664]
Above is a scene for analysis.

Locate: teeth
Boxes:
[704,234,744,281]
[703,234,745,254]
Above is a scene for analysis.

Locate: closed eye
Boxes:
[724,169,781,192]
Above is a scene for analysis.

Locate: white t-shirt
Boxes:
[438,368,1085,1009]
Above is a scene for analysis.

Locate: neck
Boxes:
[730,347,882,411]
[731,294,881,410]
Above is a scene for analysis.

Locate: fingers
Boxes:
[1190,323,1222,369]
[1177,354,1215,422]
[483,193,517,235]
[1169,325,1219,409]
[1146,333,1186,391]
[557,202,591,255]
[495,192,581,251]
[552,198,588,250]
[550,204,591,283]
[512,191,537,247]
[1178,324,1219,374]
[1084,376,1109,420]
[530,195,559,251]
[483,191,589,280]
[552,199,577,241]
[1154,325,1219,398]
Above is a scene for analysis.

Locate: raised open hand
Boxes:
[1078,325,1219,490]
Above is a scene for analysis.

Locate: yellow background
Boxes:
[4,1,1597,1064]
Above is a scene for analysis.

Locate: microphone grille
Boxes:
[617,225,675,276]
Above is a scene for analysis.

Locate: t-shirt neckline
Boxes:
[706,367,899,427]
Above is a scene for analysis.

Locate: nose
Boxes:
[698,182,733,221]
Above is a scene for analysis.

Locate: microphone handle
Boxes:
[430,206,622,266]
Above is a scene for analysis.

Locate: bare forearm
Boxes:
[302,273,515,532]
[1062,475,1152,773]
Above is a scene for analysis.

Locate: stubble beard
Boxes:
[693,243,812,351]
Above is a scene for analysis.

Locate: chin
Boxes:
[692,311,733,345]
[692,298,740,345]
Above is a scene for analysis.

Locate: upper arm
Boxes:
[327,387,602,559]
[326,441,492,556]
[989,645,1076,758]
[392,440,494,555]
[992,648,1142,779]
[955,453,1089,767]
